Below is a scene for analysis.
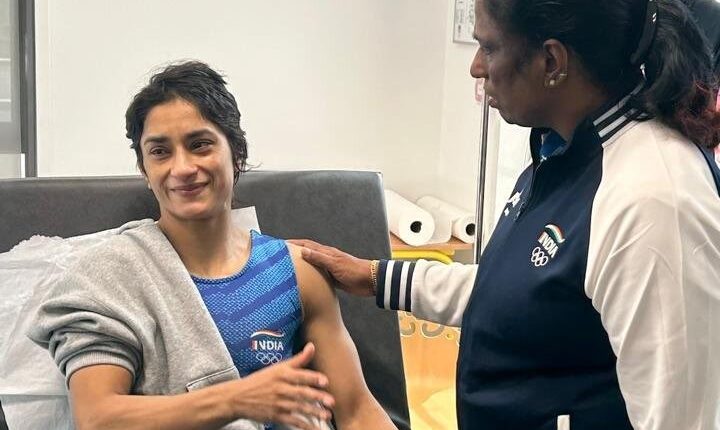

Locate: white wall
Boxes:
[435,9,481,212]
[34,0,532,234]
[434,1,531,245]
[34,0,449,200]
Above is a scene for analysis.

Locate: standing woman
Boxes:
[294,0,720,429]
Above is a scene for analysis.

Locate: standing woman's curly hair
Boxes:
[484,0,720,148]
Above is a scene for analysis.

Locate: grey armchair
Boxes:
[0,171,410,430]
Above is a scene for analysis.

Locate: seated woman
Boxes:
[28,61,397,430]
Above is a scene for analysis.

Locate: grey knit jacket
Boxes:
[28,222,327,430]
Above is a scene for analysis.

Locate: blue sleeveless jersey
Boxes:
[192,231,302,378]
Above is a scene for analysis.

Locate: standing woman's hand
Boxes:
[287,240,376,297]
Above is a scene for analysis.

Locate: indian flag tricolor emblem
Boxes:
[251,330,284,339]
[543,224,565,244]
[536,223,566,260]
[250,330,285,351]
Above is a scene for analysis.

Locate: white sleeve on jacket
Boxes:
[585,173,720,429]
[376,259,477,327]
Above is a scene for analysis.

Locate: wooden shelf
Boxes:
[390,233,473,252]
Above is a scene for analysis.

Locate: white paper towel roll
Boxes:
[416,196,476,243]
[384,190,435,246]
[414,197,453,244]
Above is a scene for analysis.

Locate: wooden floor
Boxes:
[399,312,459,430]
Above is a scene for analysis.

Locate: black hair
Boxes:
[125,60,249,182]
[484,0,720,148]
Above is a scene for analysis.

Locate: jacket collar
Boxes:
[530,82,646,167]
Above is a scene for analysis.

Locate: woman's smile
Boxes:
[171,182,208,198]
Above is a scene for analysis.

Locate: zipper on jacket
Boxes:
[515,161,546,221]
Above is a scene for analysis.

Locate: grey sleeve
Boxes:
[27,277,142,385]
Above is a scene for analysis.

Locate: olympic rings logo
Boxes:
[255,351,283,365]
[530,246,549,267]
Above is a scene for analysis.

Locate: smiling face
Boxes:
[471,0,551,127]
[140,98,236,226]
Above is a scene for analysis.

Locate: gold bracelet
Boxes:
[369,260,379,295]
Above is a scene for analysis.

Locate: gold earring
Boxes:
[147,182,152,190]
